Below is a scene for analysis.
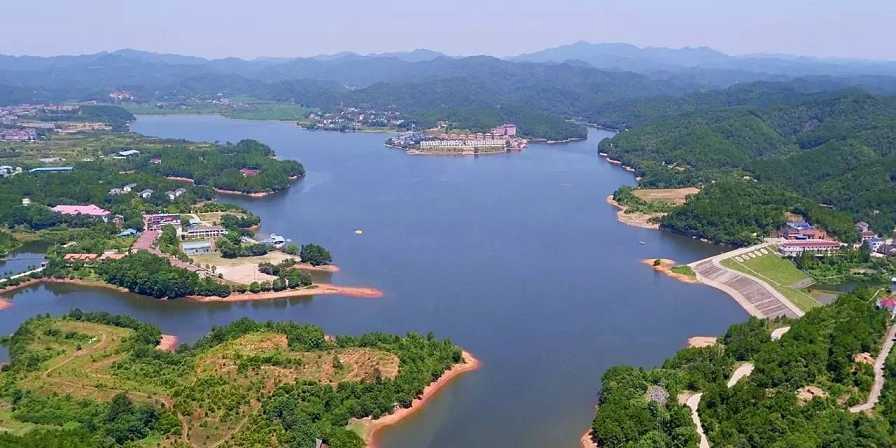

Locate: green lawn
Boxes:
[721,250,821,312]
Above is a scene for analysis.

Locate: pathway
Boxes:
[849,324,896,414]
[689,243,802,319]
[0,266,46,285]
[727,363,754,388]
[684,393,710,448]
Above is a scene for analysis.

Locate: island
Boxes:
[0,311,478,448]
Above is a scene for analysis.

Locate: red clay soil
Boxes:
[580,429,600,448]
[642,258,699,284]
[186,283,384,303]
[0,298,11,310]
[296,263,341,273]
[358,351,481,448]
[156,335,179,352]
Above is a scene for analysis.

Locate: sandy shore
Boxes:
[580,429,600,448]
[213,188,275,198]
[354,351,481,448]
[156,334,179,352]
[642,258,699,284]
[606,195,661,230]
[166,176,281,197]
[0,299,11,310]
[296,263,341,273]
[187,283,384,303]
[687,336,719,348]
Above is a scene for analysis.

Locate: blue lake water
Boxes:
[3,116,746,448]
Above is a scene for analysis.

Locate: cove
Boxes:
[1,115,747,448]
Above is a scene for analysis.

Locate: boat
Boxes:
[354,229,364,235]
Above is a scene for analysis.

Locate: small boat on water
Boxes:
[354,229,364,235]
[639,241,647,245]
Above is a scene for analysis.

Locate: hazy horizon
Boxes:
[1,0,894,61]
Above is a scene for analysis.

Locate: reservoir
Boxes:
[2,115,747,448]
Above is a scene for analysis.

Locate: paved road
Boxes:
[689,243,802,319]
[850,324,896,413]
[0,266,46,285]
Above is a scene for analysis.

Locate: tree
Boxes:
[300,244,332,266]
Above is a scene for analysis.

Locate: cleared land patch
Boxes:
[631,187,700,205]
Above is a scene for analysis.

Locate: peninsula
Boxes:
[0,312,475,448]
[387,123,528,155]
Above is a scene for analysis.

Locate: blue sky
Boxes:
[1,0,893,60]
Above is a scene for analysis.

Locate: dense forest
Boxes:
[147,139,304,193]
[0,312,464,448]
[93,251,230,298]
[600,86,896,239]
[592,291,895,447]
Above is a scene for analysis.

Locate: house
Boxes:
[150,156,162,165]
[868,237,885,252]
[138,189,154,199]
[181,225,227,240]
[122,183,138,193]
[63,253,100,263]
[778,240,842,257]
[118,149,140,157]
[117,228,138,237]
[166,188,186,201]
[877,297,896,318]
[52,204,111,222]
[21,198,30,206]
[857,222,877,242]
[240,168,260,177]
[181,240,212,256]
[108,187,125,196]
[0,166,21,177]
[143,213,181,231]
[29,166,73,173]
[492,123,518,137]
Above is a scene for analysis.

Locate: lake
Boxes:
[2,115,747,448]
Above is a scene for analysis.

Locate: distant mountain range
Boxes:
[512,41,896,79]
[1,43,896,140]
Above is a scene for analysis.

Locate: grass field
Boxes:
[721,249,821,312]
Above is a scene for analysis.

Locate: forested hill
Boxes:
[600,89,896,235]
[0,51,704,140]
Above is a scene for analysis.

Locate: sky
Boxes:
[1,0,894,60]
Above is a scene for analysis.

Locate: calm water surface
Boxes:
[3,116,747,448]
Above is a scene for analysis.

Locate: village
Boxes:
[387,122,528,155]
[299,106,406,131]
[0,103,113,142]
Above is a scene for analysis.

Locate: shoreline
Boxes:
[165,176,291,198]
[354,351,481,448]
[580,429,599,448]
[296,263,340,273]
[186,283,384,302]
[642,258,699,284]
[0,277,131,303]
[606,195,661,230]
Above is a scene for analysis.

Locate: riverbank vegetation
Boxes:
[94,251,230,298]
[591,291,894,448]
[600,85,896,243]
[0,312,464,448]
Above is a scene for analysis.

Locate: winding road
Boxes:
[849,324,896,414]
